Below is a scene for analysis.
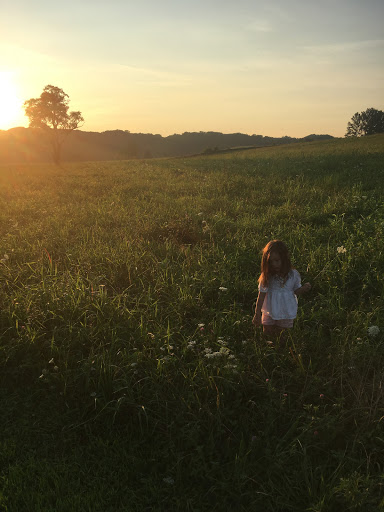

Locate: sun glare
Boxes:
[0,72,24,130]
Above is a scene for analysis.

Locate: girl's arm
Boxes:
[252,291,266,326]
[294,282,311,296]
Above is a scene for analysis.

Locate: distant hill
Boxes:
[0,127,334,163]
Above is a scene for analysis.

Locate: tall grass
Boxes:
[0,135,383,511]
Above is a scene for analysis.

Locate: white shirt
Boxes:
[258,269,301,320]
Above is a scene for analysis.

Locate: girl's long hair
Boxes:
[258,240,292,288]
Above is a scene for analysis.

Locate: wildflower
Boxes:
[337,246,347,254]
[219,287,228,292]
[198,323,205,328]
[130,363,137,367]
[265,378,269,383]
[202,221,210,233]
[242,340,247,345]
[320,394,325,399]
[368,325,380,337]
[53,366,59,372]
[283,393,288,397]
[205,351,222,359]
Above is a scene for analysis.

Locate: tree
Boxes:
[23,85,84,164]
[345,108,384,137]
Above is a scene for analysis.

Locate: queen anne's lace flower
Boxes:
[368,325,380,337]
[337,246,347,254]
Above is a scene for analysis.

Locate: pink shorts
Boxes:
[262,313,294,329]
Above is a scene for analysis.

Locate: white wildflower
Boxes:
[368,325,380,337]
[204,348,212,354]
[205,351,222,359]
[198,323,205,328]
[219,287,228,291]
[337,246,347,254]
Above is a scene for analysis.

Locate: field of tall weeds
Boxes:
[0,135,383,511]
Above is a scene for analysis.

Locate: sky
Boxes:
[1,0,383,137]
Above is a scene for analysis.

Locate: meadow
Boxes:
[0,134,383,511]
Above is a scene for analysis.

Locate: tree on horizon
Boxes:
[346,108,384,137]
[23,85,84,165]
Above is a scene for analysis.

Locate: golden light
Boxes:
[0,72,24,130]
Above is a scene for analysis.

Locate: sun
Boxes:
[0,72,24,130]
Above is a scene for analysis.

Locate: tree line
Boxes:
[1,85,383,164]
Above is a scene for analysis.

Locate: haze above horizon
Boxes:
[1,0,383,138]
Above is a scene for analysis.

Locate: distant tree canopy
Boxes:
[346,108,384,137]
[23,85,84,164]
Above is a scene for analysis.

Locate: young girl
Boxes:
[252,240,311,336]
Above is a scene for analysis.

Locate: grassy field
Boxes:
[0,135,383,511]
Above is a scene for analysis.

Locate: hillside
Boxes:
[0,127,333,163]
[0,135,383,511]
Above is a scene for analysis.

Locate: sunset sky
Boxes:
[1,0,383,137]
